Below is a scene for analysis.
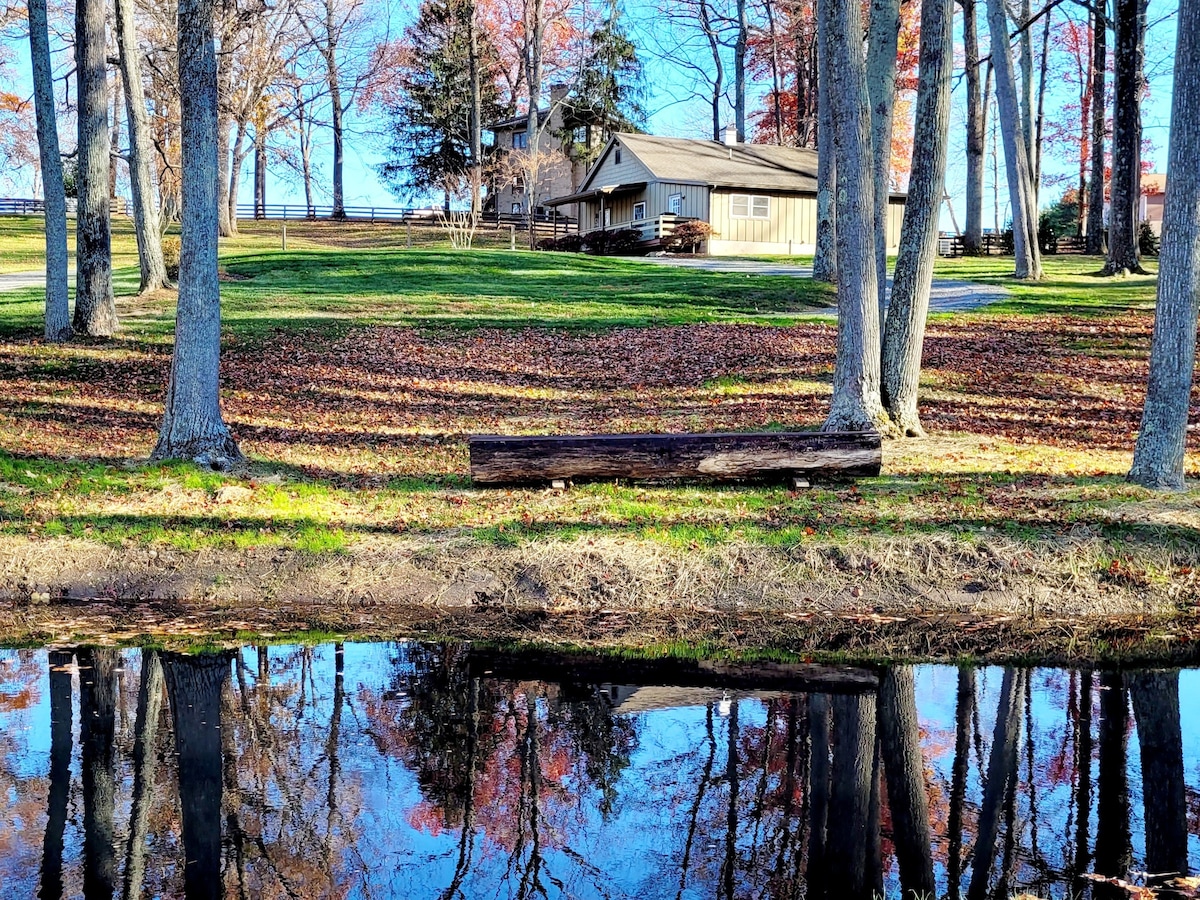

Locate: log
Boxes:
[469,430,882,485]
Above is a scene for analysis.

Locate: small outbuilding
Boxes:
[546,127,906,255]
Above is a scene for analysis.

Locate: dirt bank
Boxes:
[1,532,1197,664]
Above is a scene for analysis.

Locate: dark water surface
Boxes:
[0,644,1197,899]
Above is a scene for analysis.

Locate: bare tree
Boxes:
[960,0,987,255]
[984,0,1041,278]
[865,0,901,323]
[819,0,890,432]
[152,0,244,466]
[26,0,70,340]
[115,0,169,292]
[1128,0,1199,490]
[1085,0,1107,254]
[1103,0,1147,274]
[880,0,954,436]
[74,0,118,335]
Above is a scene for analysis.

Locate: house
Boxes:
[486,85,601,218]
[546,127,906,256]
[1140,173,1166,235]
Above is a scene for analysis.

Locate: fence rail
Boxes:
[0,197,127,216]
[234,202,576,231]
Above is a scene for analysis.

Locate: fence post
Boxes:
[509,224,515,251]
[406,221,412,248]
[282,221,287,250]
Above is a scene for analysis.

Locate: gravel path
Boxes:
[642,255,1009,313]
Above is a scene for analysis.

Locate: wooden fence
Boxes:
[0,197,127,216]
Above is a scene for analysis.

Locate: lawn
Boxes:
[0,219,1197,658]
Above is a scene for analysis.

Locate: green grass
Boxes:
[933,254,1159,316]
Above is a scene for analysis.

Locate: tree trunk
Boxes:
[164,652,232,900]
[217,48,234,238]
[880,0,953,436]
[813,14,837,282]
[765,0,785,145]
[734,0,748,141]
[961,0,985,255]
[115,0,169,292]
[80,648,119,898]
[254,125,268,218]
[73,0,117,335]
[820,0,889,433]
[110,70,122,201]
[700,0,724,141]
[1128,0,1199,490]
[1086,0,1107,254]
[152,0,243,467]
[325,0,346,220]
[967,667,1024,900]
[806,693,831,898]
[467,0,483,217]
[227,122,247,235]
[826,693,877,900]
[947,667,973,900]
[28,0,71,341]
[1033,9,1051,202]
[1104,0,1147,274]
[122,650,164,900]
[1071,670,1094,896]
[1019,0,1036,169]
[38,649,74,899]
[1129,671,1189,881]
[866,0,901,325]
[1094,671,1132,899]
[877,667,935,899]
[985,0,1041,278]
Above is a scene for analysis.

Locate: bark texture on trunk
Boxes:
[217,40,234,238]
[866,0,901,324]
[1086,0,1108,255]
[164,652,232,900]
[985,0,1041,279]
[38,650,74,900]
[880,0,953,436]
[74,0,118,335]
[80,648,119,898]
[1129,671,1189,880]
[820,0,889,433]
[115,0,169,292]
[28,0,71,341]
[1104,0,1147,274]
[1128,0,1200,490]
[153,0,243,467]
[961,0,985,255]
[813,15,837,283]
[877,667,935,898]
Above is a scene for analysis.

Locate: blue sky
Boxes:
[0,0,1181,230]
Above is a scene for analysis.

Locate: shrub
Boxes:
[536,237,558,251]
[161,236,181,280]
[554,232,583,252]
[1138,220,1160,257]
[582,229,610,254]
[664,219,712,253]
[605,229,643,254]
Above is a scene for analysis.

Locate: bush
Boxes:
[554,232,583,252]
[1138,220,1160,257]
[664,219,712,253]
[161,236,181,280]
[582,229,610,254]
[535,237,558,251]
[605,229,643,254]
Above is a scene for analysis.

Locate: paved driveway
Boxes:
[641,255,1008,313]
[0,270,55,292]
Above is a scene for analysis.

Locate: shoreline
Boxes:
[2,532,1196,664]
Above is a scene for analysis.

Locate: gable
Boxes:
[578,137,656,193]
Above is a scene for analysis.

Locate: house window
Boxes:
[731,194,770,219]
[512,202,523,214]
[615,146,622,164]
[512,130,528,150]
[573,125,588,145]
[633,201,647,220]
[668,193,684,216]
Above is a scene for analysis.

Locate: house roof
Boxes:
[580,132,821,194]
[487,107,551,131]
[1142,173,1166,195]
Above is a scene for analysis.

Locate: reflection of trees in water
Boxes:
[0,648,1198,898]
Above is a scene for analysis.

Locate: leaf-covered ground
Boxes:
[0,236,1196,657]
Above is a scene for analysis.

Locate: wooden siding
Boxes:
[581,181,708,230]
[708,188,818,250]
[582,139,654,191]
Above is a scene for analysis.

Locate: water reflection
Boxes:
[0,645,1196,899]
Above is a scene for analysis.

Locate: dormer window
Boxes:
[615,145,622,164]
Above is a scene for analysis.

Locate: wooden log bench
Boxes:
[469,430,881,485]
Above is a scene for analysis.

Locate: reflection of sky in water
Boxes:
[0,645,1197,899]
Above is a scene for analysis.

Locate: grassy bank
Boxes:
[0,219,1196,659]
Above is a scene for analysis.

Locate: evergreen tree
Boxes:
[377,0,503,205]
[558,1,646,168]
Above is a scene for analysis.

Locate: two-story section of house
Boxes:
[487,85,604,219]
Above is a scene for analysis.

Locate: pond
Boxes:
[0,643,1197,899]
